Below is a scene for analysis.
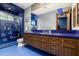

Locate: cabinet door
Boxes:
[41,42,48,52]
[63,38,77,49]
[62,38,77,56]
[23,34,30,44]
[41,36,49,52]
[77,40,79,56]
[63,47,77,56]
[48,37,62,55]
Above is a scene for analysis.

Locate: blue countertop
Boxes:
[24,32,79,39]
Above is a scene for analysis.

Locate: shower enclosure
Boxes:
[0,3,24,48]
[0,11,22,44]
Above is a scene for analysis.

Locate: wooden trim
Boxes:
[76,3,78,29]
[67,13,69,30]
[67,8,70,30]
[72,5,75,27]
[72,5,74,28]
[56,14,58,30]
[72,4,78,28]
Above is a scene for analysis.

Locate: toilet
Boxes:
[17,38,24,47]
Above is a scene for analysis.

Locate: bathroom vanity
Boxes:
[23,4,79,56]
[23,31,79,56]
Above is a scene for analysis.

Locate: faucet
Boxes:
[49,30,51,34]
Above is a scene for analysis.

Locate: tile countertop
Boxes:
[24,32,79,39]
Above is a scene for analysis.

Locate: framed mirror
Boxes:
[56,7,71,30]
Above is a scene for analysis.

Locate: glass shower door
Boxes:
[0,11,8,44]
[0,11,17,45]
[0,11,22,48]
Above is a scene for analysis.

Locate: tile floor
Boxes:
[0,44,54,56]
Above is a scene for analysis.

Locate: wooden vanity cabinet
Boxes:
[32,35,48,51]
[77,40,79,56]
[29,35,42,49]
[40,35,49,52]
[62,38,77,49]
[23,34,49,52]
[62,38,77,56]
[63,47,77,56]
[48,37,63,56]
[23,34,31,44]
[23,33,78,56]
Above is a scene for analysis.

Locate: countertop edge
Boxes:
[24,33,79,39]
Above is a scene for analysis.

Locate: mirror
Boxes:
[73,5,77,28]
[56,7,71,30]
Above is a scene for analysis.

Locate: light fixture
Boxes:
[8,8,15,12]
[8,8,11,10]
[57,8,63,15]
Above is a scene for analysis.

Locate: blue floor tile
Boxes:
[0,44,54,56]
[24,45,53,56]
[0,45,41,56]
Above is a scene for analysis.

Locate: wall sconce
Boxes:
[57,8,63,15]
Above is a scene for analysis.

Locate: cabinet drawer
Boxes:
[63,47,77,56]
[40,36,47,42]
[23,35,31,39]
[24,39,29,43]
[29,35,34,39]
[49,44,61,51]
[31,42,42,49]
[23,36,31,43]
[49,39,61,45]
[33,36,42,42]
[42,39,48,42]
[28,39,32,44]
[49,48,59,55]
[63,38,77,49]
[41,42,49,51]
[41,46,48,52]
[23,34,30,37]
[35,42,42,49]
[31,41,39,47]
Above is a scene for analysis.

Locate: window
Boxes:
[0,11,14,21]
[7,14,14,21]
[0,11,8,20]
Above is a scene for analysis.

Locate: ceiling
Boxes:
[32,3,72,15]
[13,3,34,9]
[14,3,72,15]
